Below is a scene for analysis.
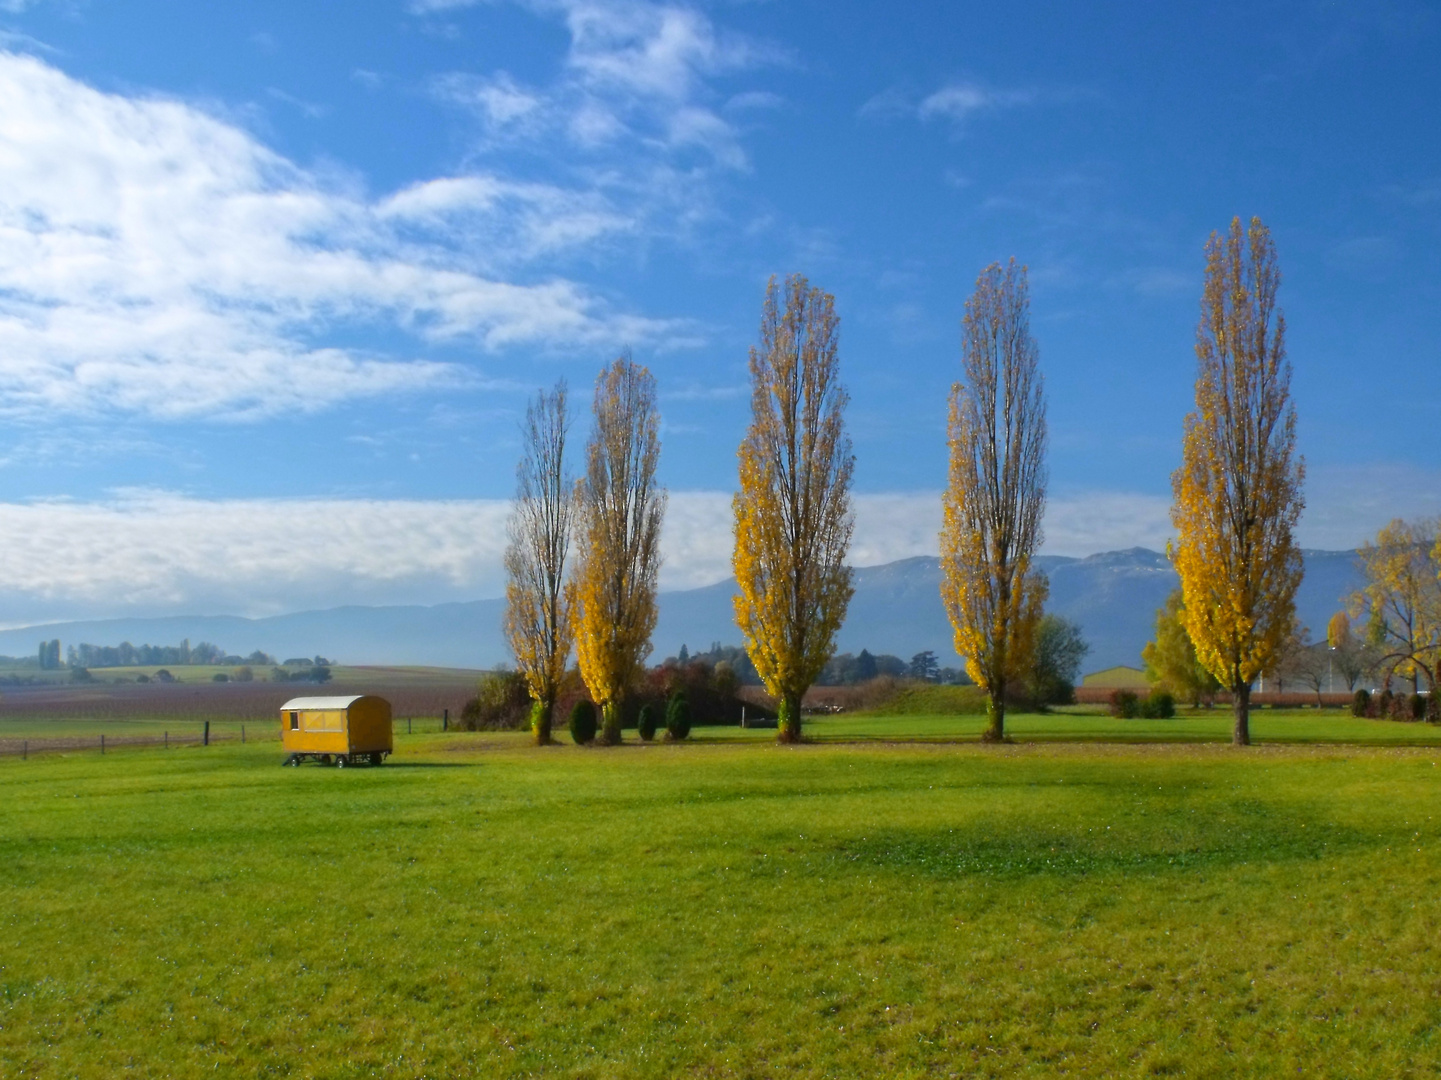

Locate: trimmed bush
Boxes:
[665,693,692,741]
[1140,689,1175,719]
[636,704,658,742]
[1108,689,1140,719]
[1410,693,1427,721]
[1377,689,1395,720]
[1352,689,1370,718]
[568,700,598,745]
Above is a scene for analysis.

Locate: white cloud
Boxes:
[432,0,783,172]
[919,82,1036,124]
[1301,462,1441,549]
[0,51,687,420]
[377,175,634,256]
[1043,492,1175,555]
[407,0,483,11]
[0,476,1421,622]
[725,90,783,112]
[655,489,1181,582]
[0,492,514,622]
[864,80,1076,130]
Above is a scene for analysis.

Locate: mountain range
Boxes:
[0,548,1363,674]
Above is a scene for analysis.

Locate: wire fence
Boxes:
[0,713,462,759]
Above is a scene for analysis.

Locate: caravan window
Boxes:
[289,711,299,730]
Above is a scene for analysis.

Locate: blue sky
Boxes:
[0,0,1436,622]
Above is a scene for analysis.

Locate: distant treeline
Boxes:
[663,643,970,687]
[63,639,277,669]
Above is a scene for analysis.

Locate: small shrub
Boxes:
[1376,689,1395,720]
[1409,693,1427,721]
[665,693,692,741]
[1352,689,1370,717]
[568,700,598,745]
[212,673,229,683]
[636,704,658,742]
[1108,689,1140,719]
[135,674,151,684]
[1140,690,1175,719]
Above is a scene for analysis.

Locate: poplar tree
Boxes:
[502,381,574,745]
[1171,216,1304,746]
[940,259,1048,742]
[733,274,854,743]
[573,355,665,745]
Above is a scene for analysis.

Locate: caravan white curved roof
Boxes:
[280,696,370,711]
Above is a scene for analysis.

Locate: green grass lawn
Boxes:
[796,707,1441,745]
[4,732,1441,1077]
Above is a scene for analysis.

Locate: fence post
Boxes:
[443,708,449,733]
[242,724,246,744]
[408,716,412,735]
[101,734,105,755]
[164,731,168,750]
[203,721,210,747]
[22,739,26,760]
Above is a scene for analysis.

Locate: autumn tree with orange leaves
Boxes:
[733,275,855,743]
[940,259,1048,743]
[1171,216,1304,746]
[503,381,574,744]
[573,356,665,745]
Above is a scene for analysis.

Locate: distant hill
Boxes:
[0,548,1362,672]
[654,548,1363,672]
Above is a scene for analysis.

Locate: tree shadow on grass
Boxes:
[826,816,1371,880]
[381,761,479,769]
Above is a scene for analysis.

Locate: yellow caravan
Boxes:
[280,695,392,768]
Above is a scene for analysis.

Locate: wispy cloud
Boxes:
[1381,179,1441,208]
[0,474,1423,622]
[1301,462,1441,550]
[430,1,778,168]
[0,51,690,420]
[919,82,1037,123]
[428,0,788,238]
[860,80,1043,128]
[0,492,515,621]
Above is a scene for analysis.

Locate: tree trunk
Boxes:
[532,698,554,745]
[983,689,1006,742]
[1232,681,1251,746]
[599,701,622,745]
[777,695,803,743]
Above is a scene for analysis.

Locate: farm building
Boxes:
[281,694,392,767]
[1081,665,1151,689]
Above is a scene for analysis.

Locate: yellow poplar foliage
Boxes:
[1326,611,1351,651]
[733,275,854,739]
[1171,217,1304,742]
[503,382,574,742]
[573,356,665,736]
[1351,518,1441,697]
[940,260,1047,737]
